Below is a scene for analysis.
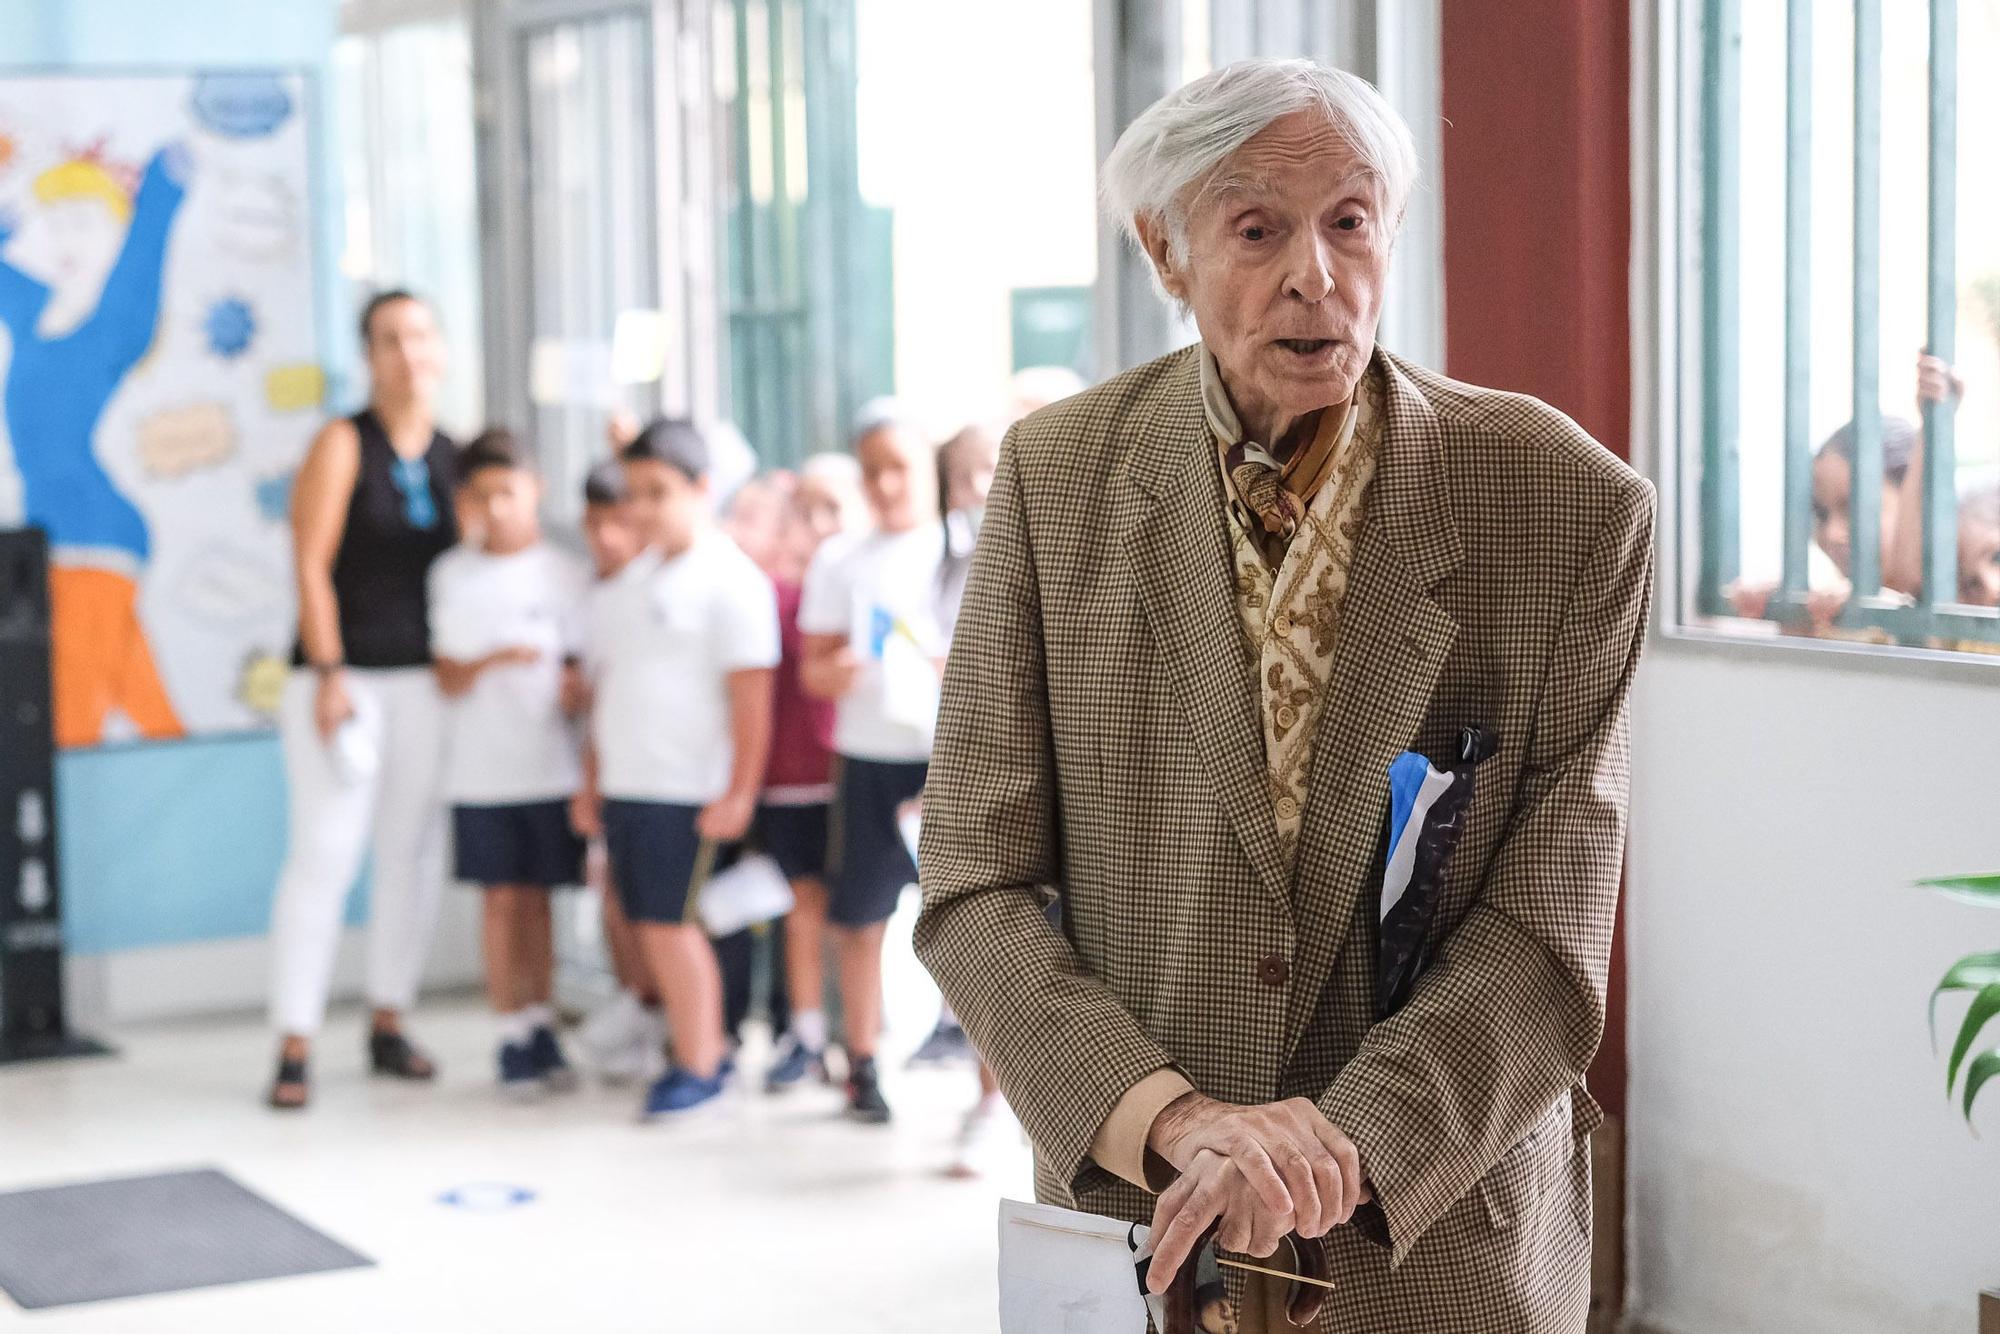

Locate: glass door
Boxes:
[475,0,720,522]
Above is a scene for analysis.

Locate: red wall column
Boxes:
[1440,0,1633,1116]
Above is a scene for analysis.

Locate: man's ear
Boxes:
[1133,214,1188,303]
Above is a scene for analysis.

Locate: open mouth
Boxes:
[1276,338,1336,356]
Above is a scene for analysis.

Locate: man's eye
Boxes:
[1241,226,1268,242]
[1335,215,1365,232]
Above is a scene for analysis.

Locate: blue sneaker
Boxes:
[528,1026,579,1093]
[643,1066,728,1119]
[498,1040,541,1097]
[764,1035,824,1093]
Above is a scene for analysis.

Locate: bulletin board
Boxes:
[0,70,322,747]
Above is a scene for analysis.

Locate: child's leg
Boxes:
[635,922,726,1078]
[518,890,554,1008]
[712,927,754,1044]
[832,920,888,1061]
[763,922,790,1039]
[482,885,528,1014]
[781,880,826,1013]
[599,874,655,1002]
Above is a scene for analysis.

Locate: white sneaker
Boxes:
[580,992,664,1085]
[947,1093,1025,1179]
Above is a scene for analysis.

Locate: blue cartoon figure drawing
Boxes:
[0,143,190,745]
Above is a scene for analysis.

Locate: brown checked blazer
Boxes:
[915,344,1655,1333]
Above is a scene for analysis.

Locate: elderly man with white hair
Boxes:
[916,58,1654,1332]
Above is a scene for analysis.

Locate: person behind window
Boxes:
[1952,484,2000,609]
[1730,350,1957,634]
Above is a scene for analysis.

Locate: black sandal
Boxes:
[268,1056,309,1110]
[368,1029,437,1081]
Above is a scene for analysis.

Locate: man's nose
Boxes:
[1285,232,1335,303]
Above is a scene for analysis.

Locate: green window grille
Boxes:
[716,0,893,471]
[1696,0,1994,646]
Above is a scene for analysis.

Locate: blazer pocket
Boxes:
[1475,1092,1569,1233]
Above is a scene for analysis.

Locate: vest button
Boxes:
[1258,953,1290,987]
[1274,611,1294,636]
[1276,704,1298,730]
[1275,795,1300,822]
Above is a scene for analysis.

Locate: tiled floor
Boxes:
[0,997,1030,1332]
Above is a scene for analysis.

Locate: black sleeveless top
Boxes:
[292,410,458,669]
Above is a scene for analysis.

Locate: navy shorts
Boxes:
[453,800,584,888]
[826,757,928,928]
[602,799,738,926]
[754,801,830,883]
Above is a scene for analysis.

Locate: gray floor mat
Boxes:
[0,1166,371,1310]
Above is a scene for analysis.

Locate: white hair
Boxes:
[1101,58,1420,266]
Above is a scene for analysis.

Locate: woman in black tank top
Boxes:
[267,290,459,1109]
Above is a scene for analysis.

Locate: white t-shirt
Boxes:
[798,523,946,763]
[586,530,781,804]
[427,542,591,805]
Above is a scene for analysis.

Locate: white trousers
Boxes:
[268,667,448,1036]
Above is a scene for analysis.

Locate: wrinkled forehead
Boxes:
[1197,111,1385,214]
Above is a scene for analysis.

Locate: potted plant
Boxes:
[1923,872,2000,1124]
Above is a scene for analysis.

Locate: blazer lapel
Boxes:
[1118,348,1291,911]
[1284,351,1463,1049]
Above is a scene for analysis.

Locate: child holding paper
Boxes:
[799,412,946,1124]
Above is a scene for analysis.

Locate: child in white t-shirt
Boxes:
[576,418,780,1119]
[429,428,591,1097]
[569,459,668,1084]
[799,411,946,1125]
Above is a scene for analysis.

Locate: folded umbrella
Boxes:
[1376,724,1498,1020]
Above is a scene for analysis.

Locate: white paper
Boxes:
[998,1199,1151,1334]
[696,853,795,936]
[879,633,941,731]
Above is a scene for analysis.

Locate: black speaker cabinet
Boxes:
[0,528,108,1062]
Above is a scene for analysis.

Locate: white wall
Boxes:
[1625,639,2000,1333]
[67,899,485,1029]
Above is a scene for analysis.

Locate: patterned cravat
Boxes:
[1223,437,1305,544]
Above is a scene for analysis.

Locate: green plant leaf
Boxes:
[1964,1049,2000,1127]
[1918,872,2000,907]
[1930,952,2000,1049]
[1948,983,2000,1094]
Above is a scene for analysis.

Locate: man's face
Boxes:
[1145,111,1392,437]
[622,457,707,554]
[857,424,935,533]
[462,465,542,553]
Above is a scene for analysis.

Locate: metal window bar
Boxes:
[1847,0,1884,603]
[1704,0,1994,645]
[1922,0,1959,610]
[1778,0,1812,606]
[1698,0,1740,618]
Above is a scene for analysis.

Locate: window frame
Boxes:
[1649,0,2000,668]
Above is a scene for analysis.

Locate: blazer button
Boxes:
[1258,953,1289,987]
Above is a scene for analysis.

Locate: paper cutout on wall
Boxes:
[235,650,288,717]
[0,72,317,744]
[189,73,293,139]
[136,402,236,478]
[212,169,300,261]
[264,363,323,412]
[203,295,256,359]
[253,472,292,523]
[175,543,286,625]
